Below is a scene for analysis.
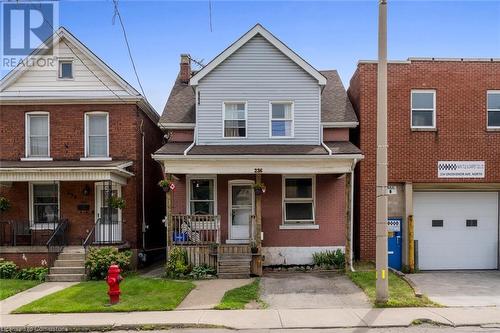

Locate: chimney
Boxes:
[180,54,191,84]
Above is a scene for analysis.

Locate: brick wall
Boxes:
[323,128,349,141]
[349,60,500,260]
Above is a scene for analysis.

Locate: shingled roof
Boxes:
[159,69,357,127]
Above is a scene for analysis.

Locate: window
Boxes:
[432,219,444,227]
[270,102,293,137]
[31,183,59,224]
[411,90,436,128]
[466,219,478,227]
[25,113,49,158]
[85,113,109,158]
[223,102,246,138]
[283,176,315,224]
[487,91,500,128]
[58,60,73,79]
[188,178,215,215]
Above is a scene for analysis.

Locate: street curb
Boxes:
[0,323,228,333]
[389,267,423,297]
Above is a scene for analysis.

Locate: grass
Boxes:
[215,278,263,310]
[347,270,437,308]
[14,276,194,313]
[0,279,41,300]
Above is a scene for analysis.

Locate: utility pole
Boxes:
[375,0,389,303]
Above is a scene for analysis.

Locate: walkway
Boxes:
[178,278,254,310]
[1,307,500,331]
[0,282,78,315]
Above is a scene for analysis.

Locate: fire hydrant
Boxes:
[106,265,123,305]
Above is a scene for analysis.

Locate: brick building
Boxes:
[0,28,165,273]
[349,58,500,270]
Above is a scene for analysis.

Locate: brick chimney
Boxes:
[180,54,191,84]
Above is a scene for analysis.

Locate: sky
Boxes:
[3,0,500,113]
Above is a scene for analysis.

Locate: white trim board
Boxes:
[190,24,327,86]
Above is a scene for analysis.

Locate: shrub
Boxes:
[0,259,18,279]
[165,246,190,278]
[188,264,216,280]
[16,267,48,281]
[312,249,345,269]
[85,247,131,280]
[0,197,11,212]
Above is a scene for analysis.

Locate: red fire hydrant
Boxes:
[106,264,123,305]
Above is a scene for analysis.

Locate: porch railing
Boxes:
[46,219,69,266]
[171,214,221,245]
[93,218,123,245]
[0,220,67,247]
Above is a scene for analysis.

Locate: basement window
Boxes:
[432,219,444,227]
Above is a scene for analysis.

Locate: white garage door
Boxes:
[414,192,499,270]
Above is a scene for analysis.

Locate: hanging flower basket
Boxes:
[0,197,11,213]
[158,179,176,192]
[253,183,266,195]
[109,196,126,209]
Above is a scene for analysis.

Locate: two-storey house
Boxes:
[0,28,165,277]
[349,58,500,271]
[153,25,363,277]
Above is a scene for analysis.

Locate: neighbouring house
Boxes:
[349,58,500,271]
[153,24,363,277]
[0,27,165,277]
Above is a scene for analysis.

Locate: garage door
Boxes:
[414,192,499,270]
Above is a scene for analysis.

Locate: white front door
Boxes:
[229,181,254,241]
[414,192,499,270]
[95,183,122,243]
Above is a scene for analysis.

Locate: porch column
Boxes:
[344,172,352,272]
[253,168,263,276]
[166,173,173,259]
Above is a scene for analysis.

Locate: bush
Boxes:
[188,264,216,280]
[165,246,190,278]
[0,259,18,279]
[312,249,345,269]
[15,267,48,281]
[85,247,131,280]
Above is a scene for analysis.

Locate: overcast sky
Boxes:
[3,0,500,113]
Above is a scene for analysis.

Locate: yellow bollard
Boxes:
[408,215,415,273]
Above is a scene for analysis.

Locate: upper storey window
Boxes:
[270,102,293,138]
[411,90,436,129]
[223,102,247,138]
[487,91,500,128]
[85,112,109,158]
[25,112,50,158]
[58,60,73,79]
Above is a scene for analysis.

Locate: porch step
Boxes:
[54,259,85,267]
[50,266,86,275]
[47,274,85,282]
[217,253,251,279]
[58,253,85,261]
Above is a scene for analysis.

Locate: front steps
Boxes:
[218,253,252,279]
[47,247,86,282]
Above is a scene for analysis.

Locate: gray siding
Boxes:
[197,35,320,145]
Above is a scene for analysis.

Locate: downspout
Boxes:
[140,120,146,251]
[320,124,332,155]
[350,158,358,272]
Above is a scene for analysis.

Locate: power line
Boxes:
[112,0,149,101]
[208,0,213,32]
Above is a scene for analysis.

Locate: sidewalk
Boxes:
[1,307,500,331]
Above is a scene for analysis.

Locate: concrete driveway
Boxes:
[407,271,500,307]
[260,271,371,309]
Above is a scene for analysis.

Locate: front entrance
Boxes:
[228,181,254,242]
[95,182,122,243]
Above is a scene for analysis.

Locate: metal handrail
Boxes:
[83,219,98,249]
[46,219,68,247]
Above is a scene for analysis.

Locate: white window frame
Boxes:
[29,181,60,229]
[23,111,52,161]
[411,90,436,129]
[58,60,74,80]
[487,90,500,129]
[269,101,294,138]
[222,101,247,139]
[82,112,111,161]
[186,175,217,215]
[280,175,317,229]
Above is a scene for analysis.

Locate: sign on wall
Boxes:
[438,161,485,178]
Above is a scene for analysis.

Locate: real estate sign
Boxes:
[437,161,485,178]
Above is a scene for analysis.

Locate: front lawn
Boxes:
[14,276,194,313]
[348,271,437,308]
[0,279,41,300]
[215,279,263,310]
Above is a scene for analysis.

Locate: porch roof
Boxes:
[153,142,363,174]
[0,160,133,185]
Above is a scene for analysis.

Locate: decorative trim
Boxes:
[279,224,320,230]
[321,121,359,128]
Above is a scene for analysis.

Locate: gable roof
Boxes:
[190,24,327,86]
[0,27,158,122]
[159,69,357,128]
